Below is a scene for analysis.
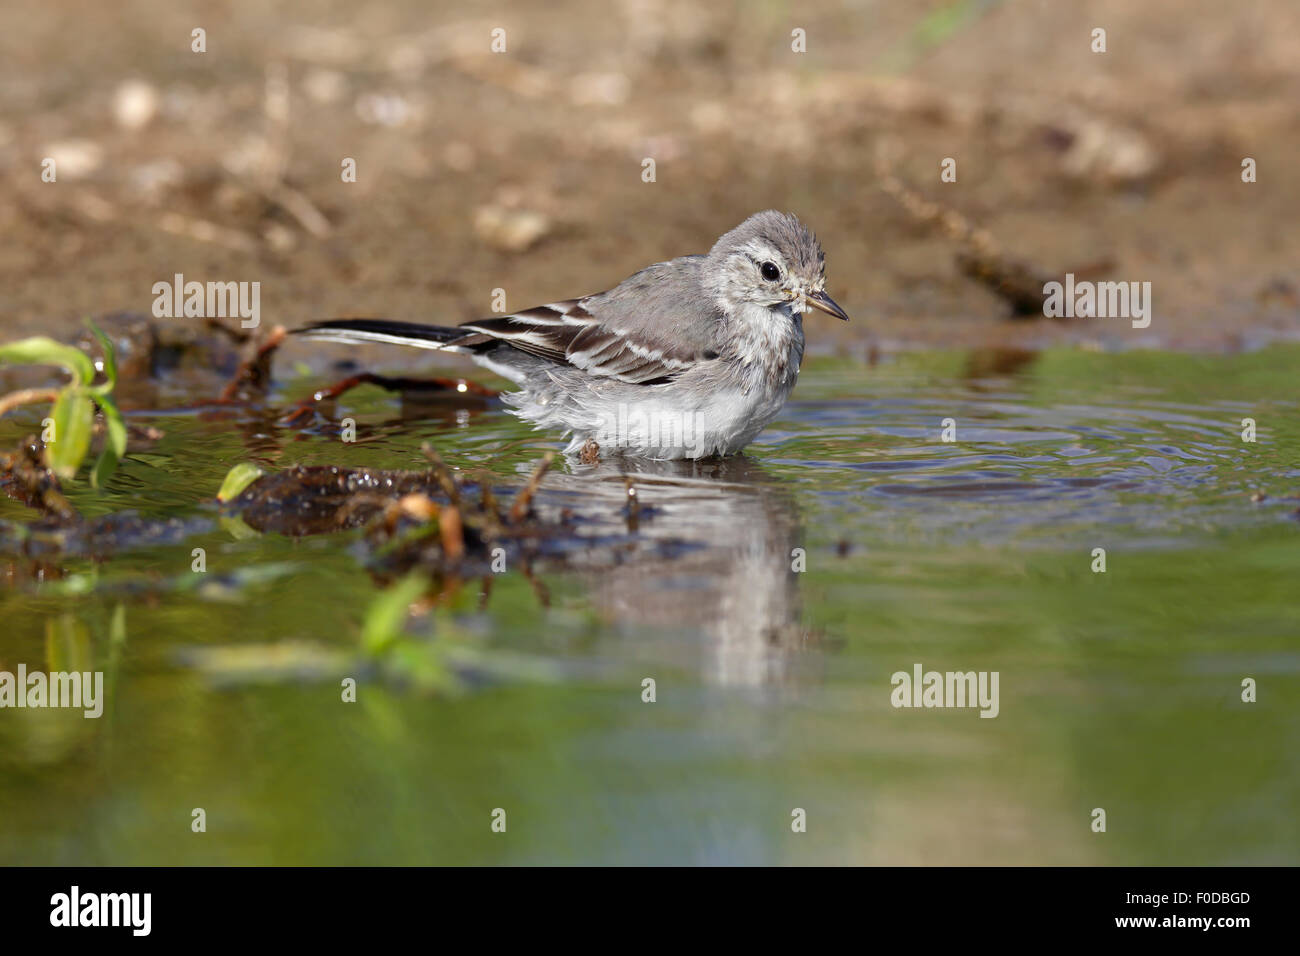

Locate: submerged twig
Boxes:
[0,389,61,420]
[478,483,503,536]
[420,442,461,506]
[624,477,640,533]
[509,451,555,523]
[219,326,287,402]
[438,505,465,561]
[520,559,551,609]
[283,374,497,425]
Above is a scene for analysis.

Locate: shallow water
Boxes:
[1,346,1297,864]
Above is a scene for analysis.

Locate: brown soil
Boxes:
[2,0,1297,365]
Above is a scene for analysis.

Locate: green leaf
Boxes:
[93,392,128,458]
[110,603,128,648]
[219,515,262,540]
[0,337,95,385]
[216,462,264,502]
[90,448,119,489]
[86,319,118,392]
[46,390,95,480]
[45,614,92,673]
[361,573,429,656]
[386,640,454,693]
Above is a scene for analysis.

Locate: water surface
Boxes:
[1,346,1297,864]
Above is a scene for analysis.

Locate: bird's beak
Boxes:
[803,290,850,321]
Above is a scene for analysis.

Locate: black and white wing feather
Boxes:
[453,299,699,385]
[297,256,721,385]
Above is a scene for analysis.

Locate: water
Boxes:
[1,346,1297,864]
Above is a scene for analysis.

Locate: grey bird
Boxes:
[296,210,848,459]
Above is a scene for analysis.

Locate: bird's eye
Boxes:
[760,261,781,282]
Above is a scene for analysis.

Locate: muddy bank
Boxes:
[1,0,1297,359]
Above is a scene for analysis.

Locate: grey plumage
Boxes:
[297,210,847,460]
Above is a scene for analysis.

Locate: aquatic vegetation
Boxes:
[0,320,128,487]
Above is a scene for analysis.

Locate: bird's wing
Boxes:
[456,257,720,385]
[456,300,689,385]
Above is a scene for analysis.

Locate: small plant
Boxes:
[216,462,265,502]
[0,320,127,487]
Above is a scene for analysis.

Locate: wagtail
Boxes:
[297,211,847,459]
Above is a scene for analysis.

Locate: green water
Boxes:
[1,346,1297,864]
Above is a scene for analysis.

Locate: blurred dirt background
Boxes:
[2,0,1298,360]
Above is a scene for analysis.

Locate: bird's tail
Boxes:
[294,319,475,352]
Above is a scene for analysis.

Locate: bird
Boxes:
[296,210,848,460]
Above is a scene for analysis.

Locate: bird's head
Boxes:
[705,210,849,322]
